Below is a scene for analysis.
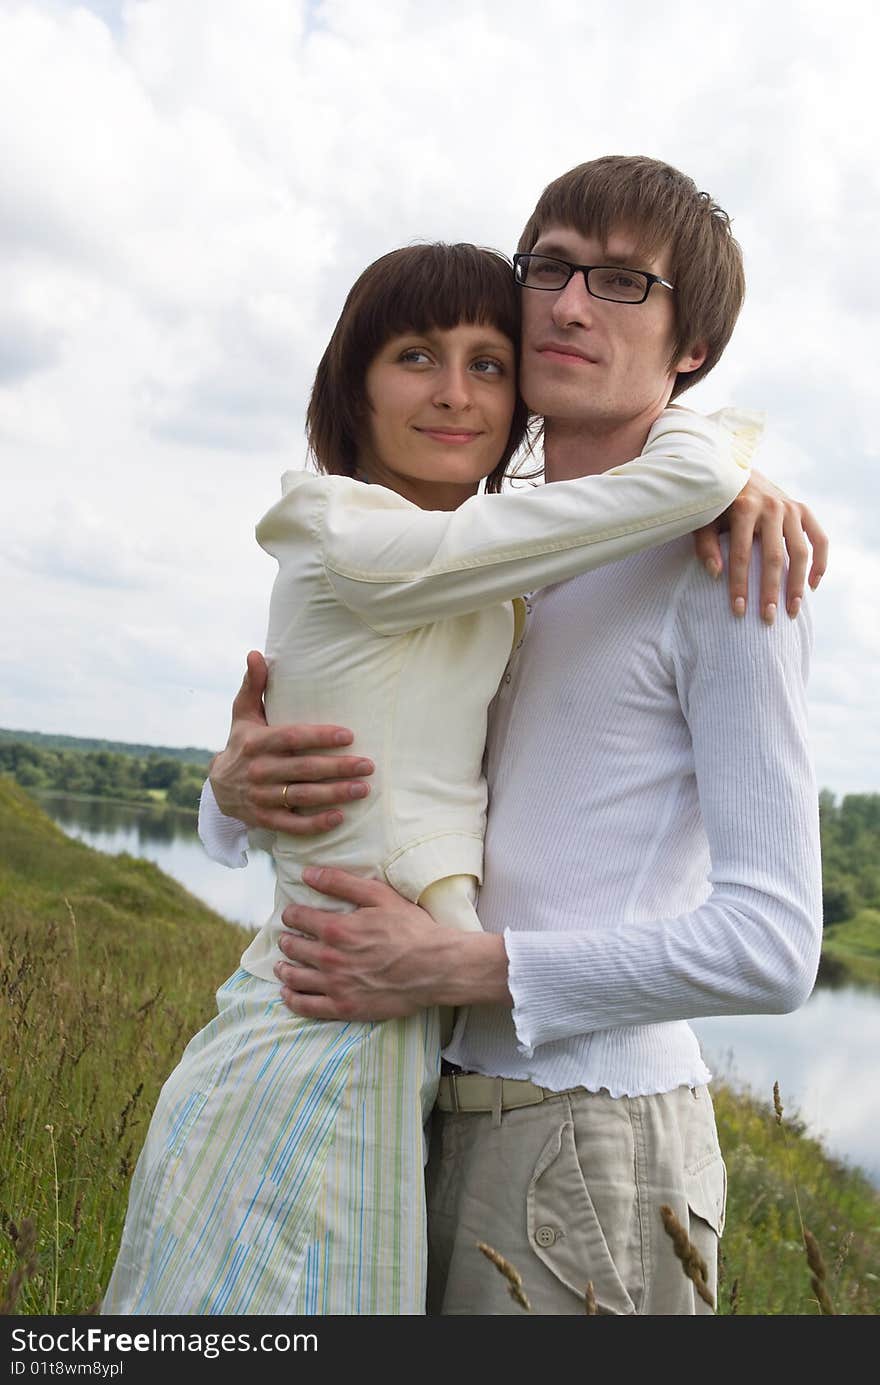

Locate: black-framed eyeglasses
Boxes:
[513,253,675,304]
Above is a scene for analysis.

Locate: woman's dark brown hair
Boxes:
[306,243,529,493]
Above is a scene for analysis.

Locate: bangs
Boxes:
[353,244,520,363]
[307,241,529,487]
[518,158,694,265]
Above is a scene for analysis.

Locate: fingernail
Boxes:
[303,866,324,885]
[763,603,776,626]
[788,597,802,619]
[350,783,369,799]
[704,559,722,579]
[355,759,374,775]
[733,597,746,617]
[333,730,353,745]
[327,813,343,828]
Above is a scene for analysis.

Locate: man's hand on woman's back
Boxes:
[209,650,374,836]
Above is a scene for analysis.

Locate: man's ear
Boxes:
[675,339,709,377]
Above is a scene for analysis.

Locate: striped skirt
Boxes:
[102,968,441,1315]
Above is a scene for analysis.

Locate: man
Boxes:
[201,156,826,1315]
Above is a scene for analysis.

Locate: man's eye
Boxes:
[592,267,648,299]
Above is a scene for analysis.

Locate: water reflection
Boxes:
[46,794,186,843]
[39,792,277,929]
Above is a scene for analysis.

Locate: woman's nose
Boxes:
[432,367,473,410]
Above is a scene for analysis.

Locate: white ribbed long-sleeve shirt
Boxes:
[441,536,822,1096]
[199,468,823,1099]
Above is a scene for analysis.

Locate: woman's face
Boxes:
[359,322,517,510]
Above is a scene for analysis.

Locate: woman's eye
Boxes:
[471,358,504,375]
[399,348,432,364]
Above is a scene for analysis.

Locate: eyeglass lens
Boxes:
[517,256,650,302]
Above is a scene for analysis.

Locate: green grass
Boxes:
[713,1083,879,1314]
[0,777,250,1314]
[821,910,880,988]
[1,777,878,1315]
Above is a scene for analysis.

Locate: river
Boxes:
[38,791,880,1187]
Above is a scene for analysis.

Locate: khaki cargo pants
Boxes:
[426,1083,726,1316]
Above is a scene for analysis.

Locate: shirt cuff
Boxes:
[198,778,249,868]
[505,928,609,1055]
[504,927,541,1058]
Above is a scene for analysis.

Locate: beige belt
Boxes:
[437,1073,576,1114]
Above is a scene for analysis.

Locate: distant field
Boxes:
[0,779,877,1315]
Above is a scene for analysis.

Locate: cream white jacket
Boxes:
[225,406,759,982]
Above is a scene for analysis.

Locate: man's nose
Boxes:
[433,366,473,410]
[550,271,596,331]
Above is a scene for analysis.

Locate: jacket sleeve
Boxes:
[319,407,758,636]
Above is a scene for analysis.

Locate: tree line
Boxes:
[0,726,212,763]
[819,790,880,926]
[0,741,207,811]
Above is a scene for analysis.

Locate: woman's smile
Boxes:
[359,323,517,509]
[414,426,483,444]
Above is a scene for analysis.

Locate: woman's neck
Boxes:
[355,465,479,511]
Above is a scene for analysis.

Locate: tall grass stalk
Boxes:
[45,1125,59,1315]
[773,1080,835,1316]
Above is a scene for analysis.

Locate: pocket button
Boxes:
[534,1225,557,1248]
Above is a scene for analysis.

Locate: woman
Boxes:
[103,243,756,1315]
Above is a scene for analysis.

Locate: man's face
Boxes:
[518,223,699,429]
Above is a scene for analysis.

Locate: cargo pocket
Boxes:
[683,1088,727,1240]
[527,1119,636,1315]
[685,1150,727,1239]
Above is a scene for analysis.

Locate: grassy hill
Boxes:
[0,777,877,1315]
[0,777,250,1313]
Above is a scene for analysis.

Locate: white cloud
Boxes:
[1,0,877,793]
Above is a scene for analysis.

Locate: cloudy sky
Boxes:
[2,0,876,795]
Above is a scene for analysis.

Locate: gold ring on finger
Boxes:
[281,782,293,810]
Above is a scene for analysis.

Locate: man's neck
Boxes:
[543,409,666,481]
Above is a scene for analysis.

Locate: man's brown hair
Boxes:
[307,243,529,493]
[517,155,745,397]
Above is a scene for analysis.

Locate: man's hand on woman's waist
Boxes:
[274,868,512,1021]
